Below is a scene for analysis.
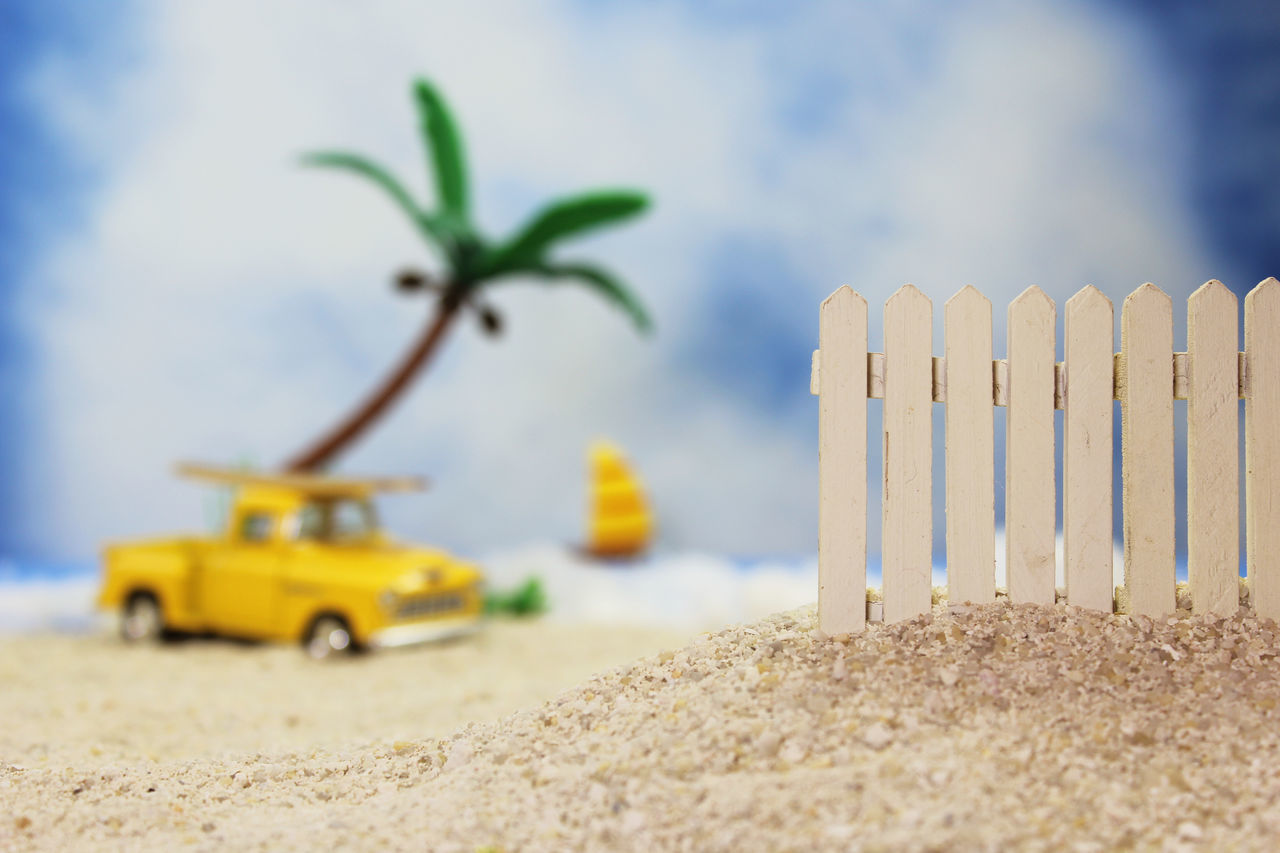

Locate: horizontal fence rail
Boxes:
[813,279,1280,636]
[811,350,1251,405]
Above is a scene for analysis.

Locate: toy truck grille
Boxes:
[395,593,465,620]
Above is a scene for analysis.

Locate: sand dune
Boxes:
[5,603,1280,850]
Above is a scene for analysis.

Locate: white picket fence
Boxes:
[812,279,1280,635]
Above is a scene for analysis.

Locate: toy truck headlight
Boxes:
[378,589,400,612]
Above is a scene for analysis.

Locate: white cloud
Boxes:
[17,0,1215,560]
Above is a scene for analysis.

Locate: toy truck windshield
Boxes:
[292,497,379,544]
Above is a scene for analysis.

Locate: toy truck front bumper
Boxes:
[367,616,483,649]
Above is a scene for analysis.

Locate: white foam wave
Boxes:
[0,536,1129,635]
[0,576,103,634]
[479,545,817,631]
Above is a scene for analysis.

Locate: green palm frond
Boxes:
[301,151,452,257]
[513,260,653,333]
[413,79,470,226]
[303,78,652,335]
[481,191,649,277]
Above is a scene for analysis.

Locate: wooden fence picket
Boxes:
[1063,286,1114,611]
[818,286,868,635]
[944,286,995,606]
[1006,286,1057,605]
[1246,277,1280,621]
[883,284,934,623]
[1187,280,1240,616]
[1120,283,1176,617]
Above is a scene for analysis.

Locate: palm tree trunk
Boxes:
[284,298,461,472]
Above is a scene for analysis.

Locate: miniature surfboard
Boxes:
[584,441,653,559]
[176,462,428,496]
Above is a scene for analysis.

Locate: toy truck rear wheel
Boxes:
[121,592,164,643]
[304,614,354,660]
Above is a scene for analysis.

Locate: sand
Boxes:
[5,602,1280,851]
[0,620,693,769]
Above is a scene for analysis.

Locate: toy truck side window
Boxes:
[239,512,275,543]
[296,504,324,541]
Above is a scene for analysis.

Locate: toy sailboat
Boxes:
[584,441,654,559]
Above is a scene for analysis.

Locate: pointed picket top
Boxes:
[822,284,865,312]
[1124,281,1172,313]
[1065,285,1113,346]
[1246,276,1280,312]
[1009,286,1056,342]
[1065,285,1113,345]
[945,283,990,312]
[888,282,930,309]
[1010,284,1054,313]
[1189,280,1238,339]
[1190,279,1235,306]
[1066,284,1111,312]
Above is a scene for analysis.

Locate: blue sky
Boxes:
[0,1,134,556]
[1,0,1278,566]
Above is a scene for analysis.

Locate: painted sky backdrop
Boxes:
[2,0,1279,564]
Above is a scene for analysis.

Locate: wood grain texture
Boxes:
[883,284,934,622]
[1063,286,1114,612]
[818,286,868,635]
[1006,286,1057,605]
[1246,277,1280,621]
[944,286,995,605]
[1120,283,1176,617]
[1187,281,1240,617]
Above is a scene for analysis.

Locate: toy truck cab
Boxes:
[98,465,485,658]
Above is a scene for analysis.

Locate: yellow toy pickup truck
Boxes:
[98,464,485,658]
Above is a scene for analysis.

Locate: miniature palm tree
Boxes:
[284,78,652,472]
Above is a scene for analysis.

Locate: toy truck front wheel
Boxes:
[304,614,355,660]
